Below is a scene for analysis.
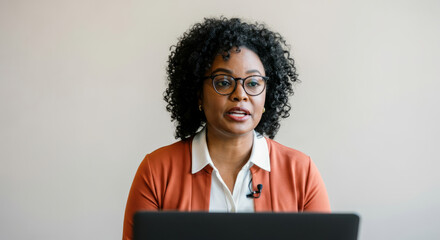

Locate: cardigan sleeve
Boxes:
[123,155,159,240]
[303,157,331,212]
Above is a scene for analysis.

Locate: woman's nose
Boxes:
[230,80,248,101]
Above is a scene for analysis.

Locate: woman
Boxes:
[123,17,330,239]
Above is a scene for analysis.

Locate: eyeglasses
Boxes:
[203,74,268,96]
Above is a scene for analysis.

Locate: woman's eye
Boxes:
[215,80,232,88]
[247,81,259,87]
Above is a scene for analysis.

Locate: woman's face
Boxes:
[200,47,266,138]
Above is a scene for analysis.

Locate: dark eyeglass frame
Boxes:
[203,74,269,96]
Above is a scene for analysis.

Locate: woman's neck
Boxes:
[205,127,254,172]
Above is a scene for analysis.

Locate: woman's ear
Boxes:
[197,88,203,104]
[197,90,203,110]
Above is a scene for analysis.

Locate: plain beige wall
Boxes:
[1,0,439,239]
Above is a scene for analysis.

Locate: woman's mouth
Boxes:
[226,107,250,121]
[228,111,248,117]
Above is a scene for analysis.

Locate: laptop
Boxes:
[133,211,360,240]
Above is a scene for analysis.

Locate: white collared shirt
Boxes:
[191,128,270,212]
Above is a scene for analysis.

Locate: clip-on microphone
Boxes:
[246,184,263,198]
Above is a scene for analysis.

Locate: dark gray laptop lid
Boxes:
[133,212,360,240]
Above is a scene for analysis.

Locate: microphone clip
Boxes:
[246,183,263,199]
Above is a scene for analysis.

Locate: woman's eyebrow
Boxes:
[211,68,233,75]
[246,69,262,75]
[211,68,262,75]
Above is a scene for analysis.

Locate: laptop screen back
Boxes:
[133,212,360,240]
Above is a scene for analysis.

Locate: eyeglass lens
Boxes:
[212,75,265,96]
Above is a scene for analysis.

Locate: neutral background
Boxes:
[1,0,439,239]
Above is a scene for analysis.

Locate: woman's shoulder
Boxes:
[148,139,191,157]
[265,138,309,158]
[141,139,192,170]
[264,138,312,168]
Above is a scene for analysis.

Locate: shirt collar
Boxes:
[191,128,270,174]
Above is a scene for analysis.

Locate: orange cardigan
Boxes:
[123,138,330,240]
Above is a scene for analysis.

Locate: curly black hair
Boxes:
[164,17,298,140]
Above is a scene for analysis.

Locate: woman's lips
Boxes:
[226,107,250,121]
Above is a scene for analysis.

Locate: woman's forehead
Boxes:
[208,47,265,76]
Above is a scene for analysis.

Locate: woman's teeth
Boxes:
[229,111,247,116]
